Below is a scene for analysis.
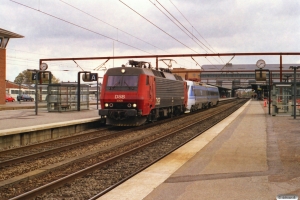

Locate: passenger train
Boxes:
[99,61,219,126]
[6,86,98,102]
[185,81,219,113]
[6,88,36,99]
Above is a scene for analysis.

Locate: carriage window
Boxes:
[190,86,194,96]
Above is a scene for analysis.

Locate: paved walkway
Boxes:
[99,100,300,200]
[0,102,99,131]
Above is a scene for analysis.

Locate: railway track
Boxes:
[0,98,233,167]
[0,98,246,199]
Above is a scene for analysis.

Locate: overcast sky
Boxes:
[2,0,300,82]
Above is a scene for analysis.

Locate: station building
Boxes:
[172,63,299,98]
[0,28,23,105]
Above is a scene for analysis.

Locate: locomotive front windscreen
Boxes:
[106,75,139,91]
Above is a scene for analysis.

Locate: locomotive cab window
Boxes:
[106,75,139,91]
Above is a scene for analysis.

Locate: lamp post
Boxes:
[27,69,52,115]
[284,74,291,82]
[289,66,300,119]
[77,71,91,111]
[96,77,103,110]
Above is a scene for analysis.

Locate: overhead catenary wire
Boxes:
[153,0,221,68]
[59,0,202,69]
[119,0,200,54]
[59,0,167,55]
[168,0,225,64]
[154,0,212,53]
[191,56,203,70]
[6,52,82,69]
[10,0,153,55]
[9,0,220,72]
[149,0,207,53]
[9,0,196,70]
[169,0,219,55]
[119,0,216,69]
[73,60,85,71]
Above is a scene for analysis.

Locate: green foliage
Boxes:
[14,70,60,84]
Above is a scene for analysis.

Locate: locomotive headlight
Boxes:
[105,103,109,107]
[109,103,113,107]
[133,103,137,108]
[121,69,126,74]
[127,103,132,108]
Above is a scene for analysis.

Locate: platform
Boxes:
[99,100,300,200]
[0,103,99,130]
[0,102,101,149]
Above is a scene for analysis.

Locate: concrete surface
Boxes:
[99,100,300,200]
[0,102,99,130]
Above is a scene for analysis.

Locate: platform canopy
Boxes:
[0,28,24,38]
[0,28,24,49]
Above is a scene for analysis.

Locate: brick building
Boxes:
[0,28,23,104]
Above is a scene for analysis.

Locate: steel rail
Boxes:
[89,100,243,199]
[0,127,118,167]
[0,98,232,168]
[9,99,245,199]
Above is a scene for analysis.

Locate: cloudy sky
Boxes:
[2,0,300,82]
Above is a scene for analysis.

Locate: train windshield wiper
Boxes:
[110,81,120,89]
[123,81,132,89]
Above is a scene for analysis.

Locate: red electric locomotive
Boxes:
[99,61,187,126]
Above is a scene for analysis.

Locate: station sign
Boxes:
[90,73,98,81]
[32,72,50,81]
[32,73,39,80]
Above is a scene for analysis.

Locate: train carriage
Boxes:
[186,81,219,113]
[206,84,220,107]
[99,65,187,126]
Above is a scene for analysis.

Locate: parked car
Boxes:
[17,94,34,101]
[5,94,15,102]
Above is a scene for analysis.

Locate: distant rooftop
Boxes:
[202,64,297,71]
[0,28,24,38]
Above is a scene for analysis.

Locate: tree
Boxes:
[14,70,60,84]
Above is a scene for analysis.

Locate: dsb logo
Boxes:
[115,95,125,99]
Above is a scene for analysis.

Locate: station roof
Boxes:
[0,28,24,38]
[207,84,231,91]
[202,64,297,71]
